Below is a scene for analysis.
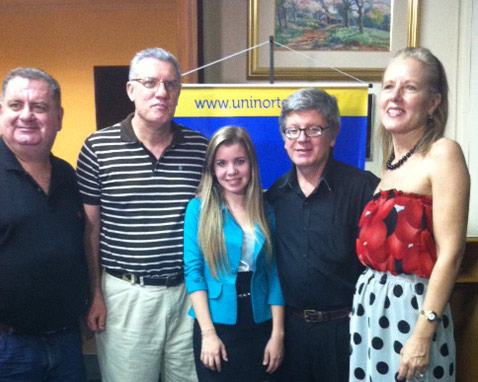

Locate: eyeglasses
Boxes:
[283,126,330,139]
[130,77,181,93]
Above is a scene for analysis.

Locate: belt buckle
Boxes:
[304,309,322,323]
[121,274,137,284]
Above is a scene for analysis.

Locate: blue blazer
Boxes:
[184,197,284,325]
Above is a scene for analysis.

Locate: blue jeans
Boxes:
[0,327,86,382]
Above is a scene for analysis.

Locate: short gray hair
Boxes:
[279,88,340,139]
[129,48,181,80]
[1,67,61,108]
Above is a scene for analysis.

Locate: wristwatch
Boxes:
[420,309,442,322]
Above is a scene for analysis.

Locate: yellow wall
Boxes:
[0,2,180,165]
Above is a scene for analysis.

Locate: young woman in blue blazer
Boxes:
[184,126,284,381]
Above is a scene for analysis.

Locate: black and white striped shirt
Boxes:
[76,114,208,277]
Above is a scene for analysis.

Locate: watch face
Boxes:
[421,310,440,322]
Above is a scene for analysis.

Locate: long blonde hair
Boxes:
[197,126,273,279]
[380,47,449,168]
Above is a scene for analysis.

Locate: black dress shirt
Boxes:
[266,157,379,311]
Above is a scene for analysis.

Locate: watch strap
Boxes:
[420,309,442,322]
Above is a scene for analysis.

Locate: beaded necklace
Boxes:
[386,142,419,171]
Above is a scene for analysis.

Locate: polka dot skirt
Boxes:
[349,268,455,382]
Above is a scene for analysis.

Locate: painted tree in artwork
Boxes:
[337,0,353,28]
[308,1,326,23]
[285,0,297,22]
[276,0,287,29]
[354,0,365,33]
[277,0,326,26]
[323,0,371,31]
[274,0,391,51]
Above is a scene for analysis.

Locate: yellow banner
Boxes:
[175,86,368,118]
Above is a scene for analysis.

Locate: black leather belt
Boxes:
[0,322,19,335]
[287,306,351,323]
[0,322,71,336]
[106,269,183,287]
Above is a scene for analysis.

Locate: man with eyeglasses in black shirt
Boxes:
[266,88,379,382]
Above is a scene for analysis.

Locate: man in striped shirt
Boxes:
[77,48,207,382]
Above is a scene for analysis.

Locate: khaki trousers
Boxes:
[96,272,197,382]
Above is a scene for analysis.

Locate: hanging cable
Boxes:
[272,41,368,85]
[182,41,270,77]
[183,39,369,86]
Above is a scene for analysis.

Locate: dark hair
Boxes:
[2,67,61,108]
[279,88,340,140]
[380,47,448,167]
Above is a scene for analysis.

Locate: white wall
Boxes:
[467,0,478,234]
[201,0,477,236]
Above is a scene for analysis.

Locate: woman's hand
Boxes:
[397,334,430,381]
[263,332,284,374]
[200,330,228,372]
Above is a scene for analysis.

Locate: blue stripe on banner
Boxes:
[336,116,368,171]
[174,116,367,189]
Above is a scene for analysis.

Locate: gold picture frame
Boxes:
[247,0,420,81]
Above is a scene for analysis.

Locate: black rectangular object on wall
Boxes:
[93,66,134,130]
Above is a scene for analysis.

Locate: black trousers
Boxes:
[276,311,350,382]
[193,272,274,382]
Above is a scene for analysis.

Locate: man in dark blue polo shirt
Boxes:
[0,68,88,381]
[266,88,379,382]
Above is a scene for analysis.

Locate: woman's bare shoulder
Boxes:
[428,137,464,161]
[427,137,469,186]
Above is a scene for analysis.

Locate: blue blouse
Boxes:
[183,197,284,325]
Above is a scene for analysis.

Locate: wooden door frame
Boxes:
[177,0,199,84]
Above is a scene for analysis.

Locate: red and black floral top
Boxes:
[356,189,436,278]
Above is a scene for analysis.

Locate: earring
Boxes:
[427,114,433,123]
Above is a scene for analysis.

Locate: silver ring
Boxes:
[418,373,425,378]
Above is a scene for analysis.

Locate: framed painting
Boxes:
[247,0,420,81]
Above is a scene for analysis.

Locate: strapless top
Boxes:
[356,189,436,278]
